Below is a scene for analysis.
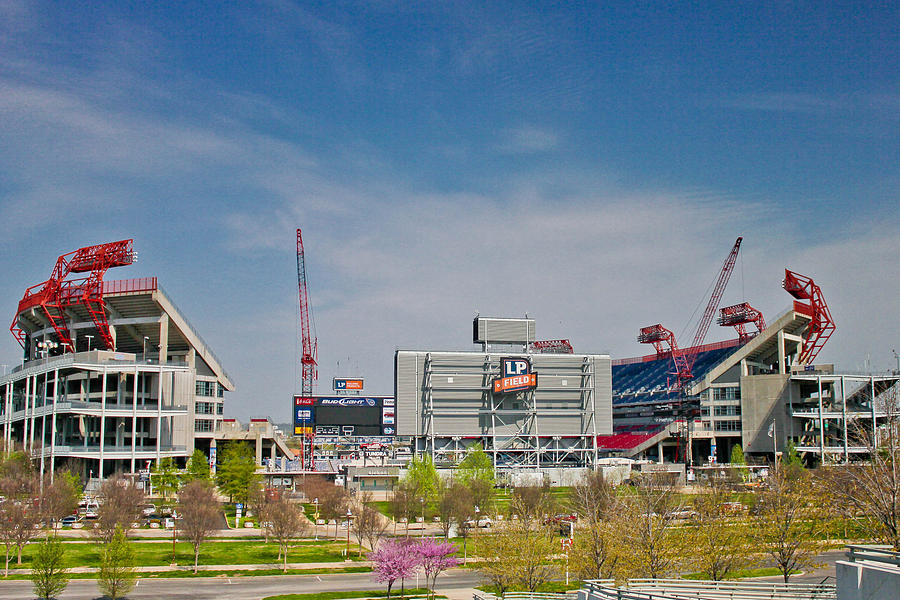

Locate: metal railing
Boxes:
[846,545,900,567]
[581,578,836,600]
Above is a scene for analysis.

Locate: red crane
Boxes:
[718,302,766,343]
[783,269,835,364]
[296,229,318,470]
[638,237,743,388]
[10,240,136,353]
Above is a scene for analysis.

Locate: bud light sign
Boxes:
[493,357,538,394]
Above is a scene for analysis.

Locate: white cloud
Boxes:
[497,125,560,154]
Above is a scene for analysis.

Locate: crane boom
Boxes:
[684,237,742,371]
[297,229,318,472]
[296,229,318,396]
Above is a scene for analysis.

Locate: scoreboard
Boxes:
[293,396,395,437]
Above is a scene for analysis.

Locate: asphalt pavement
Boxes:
[0,566,482,600]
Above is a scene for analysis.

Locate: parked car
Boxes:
[60,515,80,526]
[464,516,493,528]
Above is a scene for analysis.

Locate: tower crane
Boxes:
[296,229,318,471]
[638,237,743,388]
[10,240,136,354]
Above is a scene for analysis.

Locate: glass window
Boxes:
[194,419,213,432]
[195,381,216,397]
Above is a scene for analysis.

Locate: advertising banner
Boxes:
[333,378,364,391]
[493,357,538,394]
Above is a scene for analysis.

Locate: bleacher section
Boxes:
[597,339,743,454]
[611,341,741,406]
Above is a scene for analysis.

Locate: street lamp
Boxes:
[420,497,425,536]
[313,498,319,541]
[345,508,353,560]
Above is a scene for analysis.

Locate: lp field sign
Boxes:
[492,357,538,394]
[333,378,364,391]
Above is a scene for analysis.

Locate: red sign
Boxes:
[295,396,315,406]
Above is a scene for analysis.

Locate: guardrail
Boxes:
[847,545,900,567]
[474,593,577,600]
[582,578,836,600]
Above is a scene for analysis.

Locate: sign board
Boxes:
[292,395,396,437]
[492,357,538,394]
[333,378,364,391]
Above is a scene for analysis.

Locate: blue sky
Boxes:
[1,2,898,421]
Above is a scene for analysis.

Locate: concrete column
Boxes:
[4,382,11,454]
[50,369,59,482]
[29,374,37,454]
[657,441,664,464]
[256,433,262,465]
[23,375,30,453]
[156,365,162,463]
[841,376,849,463]
[131,366,138,474]
[109,325,116,351]
[40,372,47,482]
[158,314,169,365]
[777,330,786,374]
[99,368,107,479]
[818,376,825,461]
[871,377,878,448]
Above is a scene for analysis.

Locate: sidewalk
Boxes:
[6,559,371,575]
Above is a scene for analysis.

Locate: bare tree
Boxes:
[618,473,686,579]
[96,474,144,543]
[476,519,557,593]
[41,472,80,529]
[569,470,623,580]
[304,476,350,527]
[177,480,221,573]
[753,468,824,582]
[826,384,900,549]
[689,481,752,580]
[509,482,557,526]
[267,496,307,572]
[352,492,390,554]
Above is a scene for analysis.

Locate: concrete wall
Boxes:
[740,374,790,454]
[837,560,900,600]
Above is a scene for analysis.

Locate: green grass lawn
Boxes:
[7,539,362,569]
[1,565,372,580]
[682,567,799,580]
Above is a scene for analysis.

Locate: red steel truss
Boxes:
[529,339,574,354]
[638,324,693,387]
[783,269,835,364]
[717,302,766,343]
[296,229,318,471]
[10,240,135,352]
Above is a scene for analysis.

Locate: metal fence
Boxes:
[581,578,836,600]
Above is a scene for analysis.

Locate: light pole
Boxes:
[345,508,353,560]
[143,336,150,361]
[313,498,319,541]
[420,497,425,536]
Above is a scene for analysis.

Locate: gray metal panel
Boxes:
[473,317,536,344]
[394,351,421,436]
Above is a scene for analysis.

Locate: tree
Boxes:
[689,482,752,580]
[183,449,211,484]
[509,482,556,526]
[370,538,419,599]
[457,444,494,486]
[0,458,39,570]
[96,475,144,543]
[30,534,69,600]
[446,482,476,558]
[569,470,623,580]
[303,476,350,534]
[402,454,440,506]
[618,474,686,579]
[176,480,220,573]
[391,482,417,536]
[215,442,261,505]
[476,519,556,593]
[826,386,900,549]
[353,492,390,553]
[152,457,181,504]
[266,495,307,572]
[41,472,80,529]
[415,538,460,599]
[98,526,137,600]
[753,468,824,582]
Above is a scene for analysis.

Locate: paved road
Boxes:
[0,567,482,600]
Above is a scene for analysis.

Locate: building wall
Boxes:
[740,373,790,453]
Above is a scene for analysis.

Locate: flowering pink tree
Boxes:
[415,538,460,599]
[369,538,420,598]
